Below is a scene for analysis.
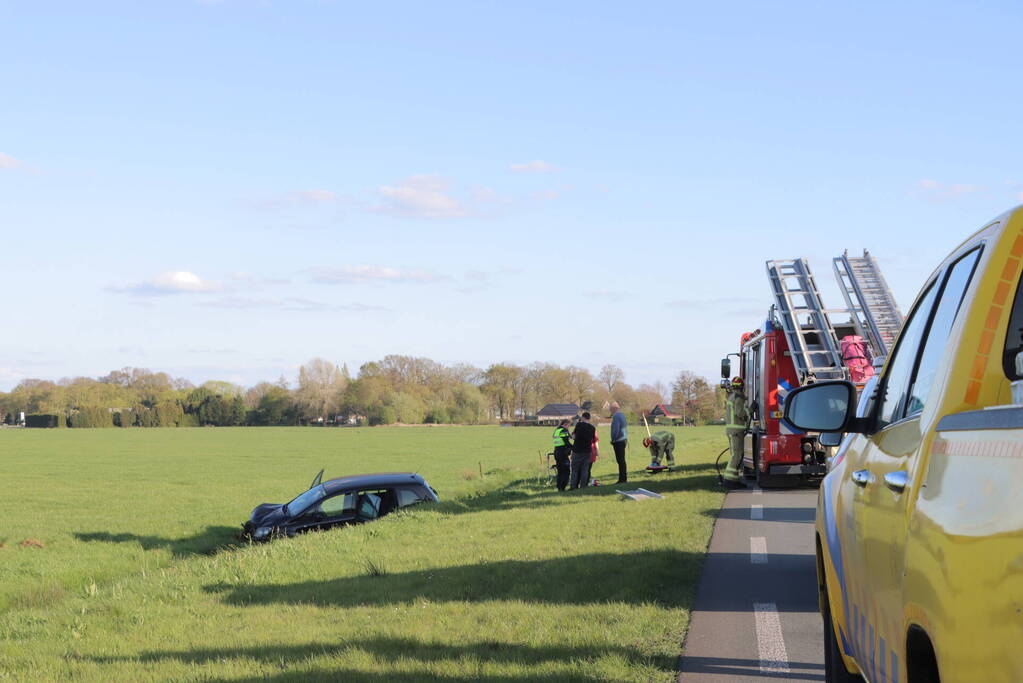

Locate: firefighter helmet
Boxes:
[731,377,744,387]
[643,437,652,448]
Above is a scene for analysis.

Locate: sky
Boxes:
[3,0,1023,392]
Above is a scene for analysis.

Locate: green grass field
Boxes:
[0,425,726,681]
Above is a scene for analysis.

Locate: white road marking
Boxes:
[751,504,764,520]
[753,602,791,673]
[750,536,768,564]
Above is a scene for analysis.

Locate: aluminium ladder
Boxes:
[832,250,904,358]
[766,259,847,382]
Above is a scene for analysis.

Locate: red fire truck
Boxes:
[722,253,903,487]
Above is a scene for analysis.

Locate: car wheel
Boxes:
[823,589,863,683]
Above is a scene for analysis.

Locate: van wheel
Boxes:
[823,590,863,682]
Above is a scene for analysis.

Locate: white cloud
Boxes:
[510,160,554,173]
[111,271,222,296]
[914,179,984,201]
[228,271,291,286]
[0,153,24,170]
[256,189,342,209]
[668,296,764,317]
[200,296,387,312]
[531,189,561,201]
[582,290,629,302]
[309,265,448,285]
[374,174,468,219]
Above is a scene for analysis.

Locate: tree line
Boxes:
[0,358,724,428]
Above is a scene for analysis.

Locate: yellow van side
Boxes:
[816,206,1023,682]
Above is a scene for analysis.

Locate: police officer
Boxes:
[643,430,676,468]
[551,418,573,491]
[722,376,749,489]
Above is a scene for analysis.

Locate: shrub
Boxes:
[25,414,63,428]
[137,407,156,428]
[424,408,451,424]
[69,406,114,428]
[115,410,134,427]
[154,401,184,427]
[368,405,396,426]
[179,412,200,428]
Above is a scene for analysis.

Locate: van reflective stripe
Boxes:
[932,437,1023,458]
[966,227,1023,404]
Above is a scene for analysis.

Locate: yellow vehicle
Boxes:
[784,205,1023,682]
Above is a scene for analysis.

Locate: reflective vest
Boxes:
[552,427,570,448]
[725,392,749,430]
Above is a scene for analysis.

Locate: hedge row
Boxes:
[24,413,65,428]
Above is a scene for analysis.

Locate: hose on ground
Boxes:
[714,447,730,485]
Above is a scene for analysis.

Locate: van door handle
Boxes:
[884,471,909,493]
[852,469,873,487]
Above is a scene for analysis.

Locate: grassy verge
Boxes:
[0,425,726,681]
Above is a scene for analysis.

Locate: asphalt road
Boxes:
[677,485,824,682]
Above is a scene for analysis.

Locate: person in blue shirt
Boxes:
[610,402,628,484]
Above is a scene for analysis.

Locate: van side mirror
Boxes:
[818,432,843,447]
[784,381,862,433]
[721,358,731,379]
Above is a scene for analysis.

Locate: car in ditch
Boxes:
[785,204,1023,682]
[242,470,439,541]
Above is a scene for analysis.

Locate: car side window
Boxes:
[355,489,398,520]
[877,280,939,428]
[397,487,427,507]
[320,492,356,517]
[905,248,982,416]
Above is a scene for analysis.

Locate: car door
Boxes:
[852,247,982,682]
[833,271,939,677]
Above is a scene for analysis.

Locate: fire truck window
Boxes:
[877,280,939,429]
[907,248,981,416]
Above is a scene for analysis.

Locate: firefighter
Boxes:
[642,430,676,468]
[722,376,749,489]
[551,418,573,491]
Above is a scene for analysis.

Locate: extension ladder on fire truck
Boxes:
[832,250,904,358]
[766,259,847,382]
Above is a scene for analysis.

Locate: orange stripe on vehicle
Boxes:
[994,280,1011,306]
[984,306,1002,331]
[970,354,987,381]
[1012,233,1023,258]
[964,380,982,405]
[978,329,995,356]
[965,225,1023,405]
[1002,257,1020,283]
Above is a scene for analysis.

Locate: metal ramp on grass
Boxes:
[833,250,904,358]
[766,258,847,382]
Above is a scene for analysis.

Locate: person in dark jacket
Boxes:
[609,402,628,483]
[551,418,573,491]
[570,412,596,489]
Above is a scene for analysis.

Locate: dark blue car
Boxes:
[243,470,439,541]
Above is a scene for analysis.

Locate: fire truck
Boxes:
[721,252,903,487]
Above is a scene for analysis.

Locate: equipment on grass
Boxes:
[616,488,663,501]
[645,464,670,474]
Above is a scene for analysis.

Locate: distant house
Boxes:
[647,404,685,425]
[536,403,580,425]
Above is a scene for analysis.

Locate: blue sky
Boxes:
[2,0,1022,391]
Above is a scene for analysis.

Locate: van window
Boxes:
[906,249,982,416]
[877,281,939,428]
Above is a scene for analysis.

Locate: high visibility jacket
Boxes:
[725,390,749,431]
[552,426,571,448]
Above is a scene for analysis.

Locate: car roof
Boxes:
[322,472,428,493]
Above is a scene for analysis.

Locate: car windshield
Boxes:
[284,484,326,516]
